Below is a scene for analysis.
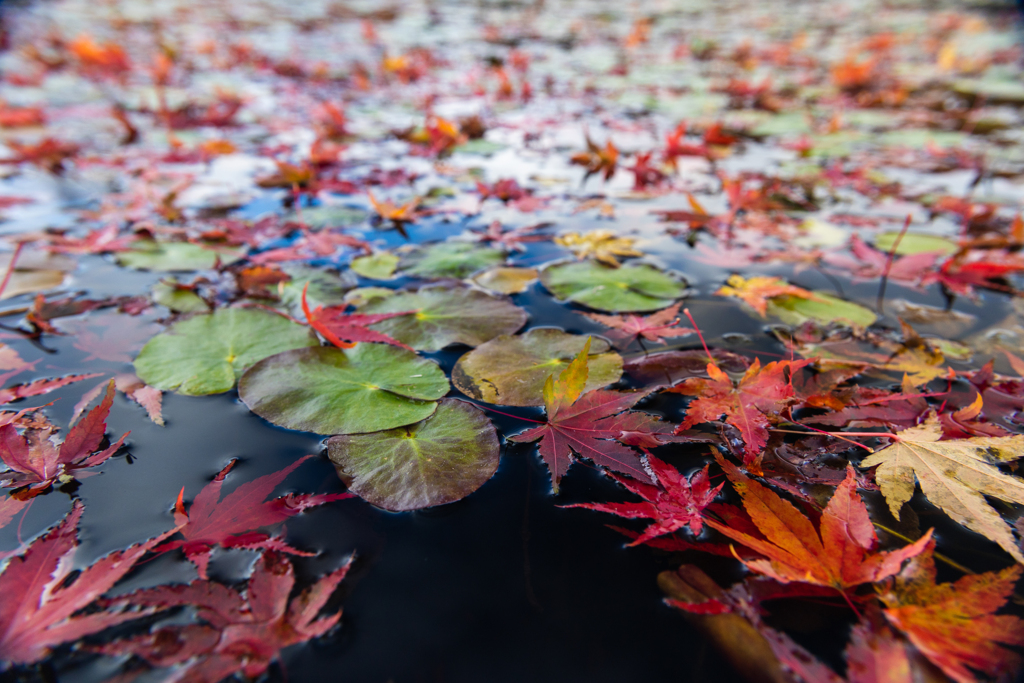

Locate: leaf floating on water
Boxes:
[116,241,243,271]
[134,307,317,396]
[452,328,622,407]
[398,241,504,279]
[350,251,399,280]
[471,266,539,294]
[584,302,693,348]
[715,275,823,317]
[554,229,643,267]
[540,260,686,312]
[358,283,528,352]
[328,399,499,511]
[239,343,449,435]
[860,414,1024,564]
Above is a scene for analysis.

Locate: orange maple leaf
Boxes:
[878,538,1024,683]
[715,274,823,317]
[571,133,619,182]
[368,191,420,223]
[707,454,933,591]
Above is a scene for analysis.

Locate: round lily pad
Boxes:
[327,398,500,511]
[399,242,504,279]
[351,252,399,280]
[238,343,449,434]
[539,261,686,312]
[873,232,957,256]
[134,308,317,396]
[359,284,528,352]
[117,241,243,271]
[452,328,622,406]
[765,291,878,328]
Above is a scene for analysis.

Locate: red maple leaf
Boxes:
[250,228,370,264]
[509,338,689,491]
[300,283,413,351]
[0,501,176,665]
[583,302,693,348]
[0,381,127,496]
[0,373,102,405]
[471,220,548,252]
[564,456,722,546]
[822,235,940,286]
[706,455,932,591]
[46,224,138,254]
[100,551,353,683]
[156,454,351,578]
[670,358,810,468]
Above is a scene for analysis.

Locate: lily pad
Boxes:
[116,241,243,271]
[238,343,449,434]
[134,308,317,396]
[279,265,355,310]
[327,399,499,511]
[152,280,209,313]
[351,252,399,280]
[873,232,958,256]
[765,291,878,327]
[296,205,369,229]
[399,241,504,279]
[360,284,527,351]
[472,266,539,294]
[539,261,686,312]
[452,328,622,406]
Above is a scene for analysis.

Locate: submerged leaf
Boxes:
[328,399,500,511]
[452,328,622,407]
[239,344,449,435]
[134,308,317,396]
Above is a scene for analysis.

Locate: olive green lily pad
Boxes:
[152,280,209,313]
[351,252,399,280]
[399,241,504,279]
[360,284,527,352]
[539,261,686,312]
[873,232,958,256]
[238,343,449,434]
[279,265,355,310]
[452,328,622,406]
[134,308,317,396]
[327,398,499,511]
[117,241,243,271]
[295,205,369,229]
[765,291,877,328]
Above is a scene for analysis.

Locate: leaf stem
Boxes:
[876,213,911,315]
[0,241,25,301]
[683,308,714,366]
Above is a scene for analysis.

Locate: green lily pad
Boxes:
[296,205,369,229]
[152,280,209,313]
[279,265,355,311]
[238,343,449,434]
[399,242,504,279]
[452,328,622,406]
[117,241,243,271]
[134,308,317,396]
[327,398,499,511]
[874,232,958,256]
[351,252,399,280]
[539,261,686,312]
[360,284,527,352]
[765,291,878,328]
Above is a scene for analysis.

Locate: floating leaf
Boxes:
[874,233,957,256]
[327,399,499,511]
[151,279,208,313]
[540,261,686,312]
[134,308,317,396]
[452,328,622,406]
[554,230,643,267]
[350,251,399,280]
[116,241,243,271]
[399,241,504,279]
[278,265,355,311]
[471,266,539,294]
[766,291,877,327]
[715,275,822,317]
[239,344,449,434]
[359,284,527,351]
[860,414,1024,564]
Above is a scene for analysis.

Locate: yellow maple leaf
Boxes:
[554,230,642,267]
[715,275,822,317]
[860,414,1024,564]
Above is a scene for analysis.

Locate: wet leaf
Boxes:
[452,328,622,407]
[879,539,1024,683]
[471,266,539,294]
[860,414,1024,564]
[583,302,693,347]
[399,241,504,279]
[328,398,499,511]
[358,283,528,351]
[715,275,823,317]
[238,344,449,434]
[765,290,877,327]
[134,308,317,396]
[350,251,399,279]
[116,241,243,271]
[152,279,208,313]
[873,233,958,256]
[554,230,643,267]
[540,260,686,312]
